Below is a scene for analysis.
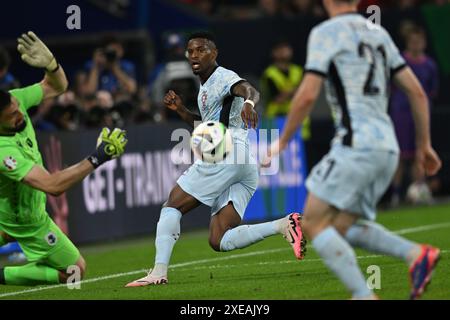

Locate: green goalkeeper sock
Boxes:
[2,263,60,286]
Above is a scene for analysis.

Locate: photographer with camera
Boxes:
[84,35,137,99]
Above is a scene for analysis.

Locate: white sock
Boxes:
[153,207,182,275]
[312,227,372,299]
[151,263,168,277]
[219,220,279,252]
[345,220,419,265]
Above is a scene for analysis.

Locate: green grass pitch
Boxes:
[1,204,449,300]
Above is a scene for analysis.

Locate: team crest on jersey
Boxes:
[45,232,58,246]
[3,156,17,171]
[201,91,208,110]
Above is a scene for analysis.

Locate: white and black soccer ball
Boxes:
[191,121,232,163]
[406,182,433,205]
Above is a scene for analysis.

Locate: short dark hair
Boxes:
[272,39,291,50]
[0,46,11,71]
[187,31,216,46]
[101,34,122,48]
[0,90,11,113]
[408,26,426,37]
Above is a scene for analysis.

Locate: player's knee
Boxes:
[333,219,353,236]
[166,187,181,209]
[77,256,87,279]
[333,213,358,236]
[302,214,323,239]
[208,236,222,252]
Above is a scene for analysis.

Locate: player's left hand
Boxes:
[88,128,128,168]
[260,139,287,168]
[416,145,442,176]
[17,31,58,71]
[241,103,258,129]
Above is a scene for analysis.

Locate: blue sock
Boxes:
[220,221,279,252]
[345,220,416,263]
[154,207,182,265]
[312,227,372,298]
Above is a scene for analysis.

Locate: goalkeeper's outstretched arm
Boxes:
[24,160,94,197]
[40,62,68,100]
[17,31,68,99]
[23,128,128,196]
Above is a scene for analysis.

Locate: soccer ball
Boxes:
[191,121,232,163]
[406,182,432,204]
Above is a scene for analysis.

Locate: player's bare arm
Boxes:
[231,81,260,129]
[394,67,442,176]
[40,64,68,100]
[164,89,201,128]
[24,127,128,196]
[17,31,68,99]
[23,160,94,197]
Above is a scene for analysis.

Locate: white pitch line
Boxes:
[185,250,450,272]
[1,221,450,298]
[0,248,287,298]
[393,222,450,235]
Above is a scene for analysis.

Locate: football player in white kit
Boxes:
[266,0,442,299]
[126,32,306,287]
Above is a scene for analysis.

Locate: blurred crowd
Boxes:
[177,0,450,18]
[0,1,443,140]
[0,2,444,204]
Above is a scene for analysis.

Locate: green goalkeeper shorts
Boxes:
[1,215,80,271]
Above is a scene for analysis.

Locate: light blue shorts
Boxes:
[177,143,258,218]
[306,145,399,221]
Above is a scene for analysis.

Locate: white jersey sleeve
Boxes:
[384,31,407,73]
[221,69,245,96]
[305,26,341,76]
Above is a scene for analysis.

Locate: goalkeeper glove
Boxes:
[17,31,59,72]
[87,128,128,169]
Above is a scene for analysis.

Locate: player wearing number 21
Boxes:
[264,0,441,299]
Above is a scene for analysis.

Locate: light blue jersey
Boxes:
[197,66,248,144]
[177,66,258,218]
[305,13,406,153]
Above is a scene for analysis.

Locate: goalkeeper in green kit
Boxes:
[0,32,128,286]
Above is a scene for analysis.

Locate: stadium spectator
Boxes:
[260,40,313,171]
[390,25,439,205]
[290,0,313,13]
[84,35,137,101]
[256,0,282,17]
[0,47,20,91]
[149,33,199,121]
[288,0,326,16]
[260,41,310,135]
[261,41,303,118]
[176,0,220,16]
[398,0,419,9]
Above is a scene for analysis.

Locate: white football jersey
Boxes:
[305,13,406,152]
[197,66,248,144]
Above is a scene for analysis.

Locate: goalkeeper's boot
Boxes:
[409,245,440,299]
[283,213,307,260]
[125,270,168,287]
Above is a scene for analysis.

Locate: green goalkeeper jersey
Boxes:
[0,83,46,226]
